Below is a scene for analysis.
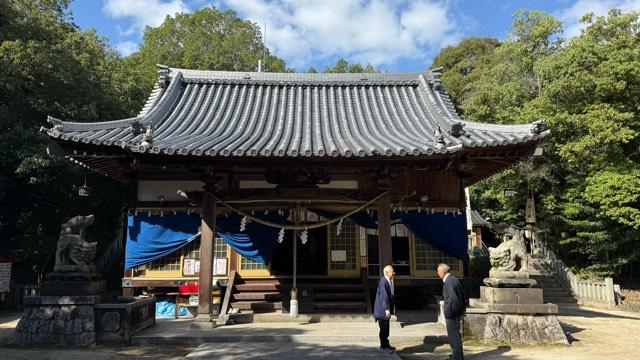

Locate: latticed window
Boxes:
[329,218,357,271]
[240,256,266,270]
[214,237,227,259]
[148,251,181,271]
[414,239,460,271]
[182,239,200,259]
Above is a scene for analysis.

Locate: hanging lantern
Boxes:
[278,228,285,243]
[77,176,90,197]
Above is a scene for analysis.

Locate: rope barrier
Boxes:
[205,190,389,231]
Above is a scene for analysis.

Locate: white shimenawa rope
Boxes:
[206,191,389,231]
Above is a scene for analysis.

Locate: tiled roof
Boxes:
[470,210,490,227]
[45,66,548,158]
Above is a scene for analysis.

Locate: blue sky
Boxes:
[69,0,640,72]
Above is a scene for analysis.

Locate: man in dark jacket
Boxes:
[373,265,395,354]
[438,263,465,360]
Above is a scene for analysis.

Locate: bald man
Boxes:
[438,263,465,360]
[373,265,395,354]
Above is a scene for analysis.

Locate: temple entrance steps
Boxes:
[528,255,578,305]
[230,278,284,313]
[229,276,368,317]
[299,278,367,313]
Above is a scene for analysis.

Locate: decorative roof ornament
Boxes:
[531,119,546,135]
[141,126,154,148]
[431,66,444,91]
[130,120,145,135]
[157,64,170,87]
[434,125,447,148]
[448,122,466,138]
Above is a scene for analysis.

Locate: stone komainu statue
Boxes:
[53,215,97,273]
[488,225,528,272]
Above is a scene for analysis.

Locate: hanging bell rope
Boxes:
[205,191,389,231]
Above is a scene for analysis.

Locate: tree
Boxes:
[119,6,289,111]
[433,9,640,276]
[0,0,129,281]
[322,58,377,73]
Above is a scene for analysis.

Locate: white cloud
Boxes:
[557,0,640,38]
[115,41,139,56]
[103,0,190,36]
[221,0,460,69]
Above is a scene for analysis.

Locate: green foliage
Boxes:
[322,58,377,73]
[434,9,640,275]
[115,6,290,115]
[0,0,129,280]
[0,1,291,281]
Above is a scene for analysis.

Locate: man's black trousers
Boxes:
[445,317,464,360]
[377,318,390,349]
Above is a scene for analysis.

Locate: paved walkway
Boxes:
[2,306,640,359]
[186,342,400,359]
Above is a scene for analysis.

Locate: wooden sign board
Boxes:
[331,250,347,262]
[214,258,227,275]
[0,262,11,293]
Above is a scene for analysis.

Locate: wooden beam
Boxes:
[217,270,237,325]
[377,191,392,274]
[195,192,216,324]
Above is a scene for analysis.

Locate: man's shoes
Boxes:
[378,347,395,354]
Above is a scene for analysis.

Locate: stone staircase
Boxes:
[528,255,577,305]
[310,281,367,313]
[231,278,284,312]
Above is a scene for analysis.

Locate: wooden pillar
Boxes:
[377,192,392,274]
[196,193,216,322]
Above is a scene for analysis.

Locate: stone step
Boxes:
[307,284,363,291]
[544,296,577,304]
[235,283,281,292]
[314,302,366,310]
[233,292,282,301]
[231,301,283,311]
[314,292,363,300]
[543,291,571,298]
[541,287,566,293]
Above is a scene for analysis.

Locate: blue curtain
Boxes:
[309,209,468,261]
[216,212,289,264]
[125,211,290,269]
[125,213,201,269]
[397,211,469,262]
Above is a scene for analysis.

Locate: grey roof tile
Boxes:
[45,67,548,157]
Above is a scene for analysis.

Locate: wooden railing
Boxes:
[532,230,617,307]
[217,270,237,325]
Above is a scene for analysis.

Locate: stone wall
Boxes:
[95,296,155,345]
[10,296,97,346]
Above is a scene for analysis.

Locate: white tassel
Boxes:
[240,216,247,232]
[147,210,152,217]
[444,209,448,215]
[134,209,139,216]
[278,228,285,243]
[417,206,421,213]
[336,218,343,237]
[431,208,435,215]
[251,209,255,215]
[300,229,308,245]
[264,210,269,215]
[457,208,462,215]
[160,210,164,217]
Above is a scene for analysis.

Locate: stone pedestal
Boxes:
[465,271,568,344]
[9,296,98,346]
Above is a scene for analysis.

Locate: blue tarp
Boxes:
[310,209,468,261]
[397,211,469,262]
[125,213,201,269]
[216,212,289,265]
[125,211,289,269]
